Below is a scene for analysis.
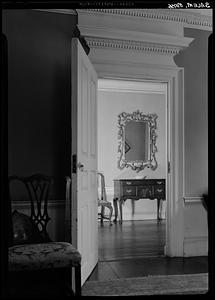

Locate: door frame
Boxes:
[94,64,184,257]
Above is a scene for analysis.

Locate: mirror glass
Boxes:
[125,121,149,162]
[118,110,158,172]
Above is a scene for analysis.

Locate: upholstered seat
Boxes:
[9,242,81,272]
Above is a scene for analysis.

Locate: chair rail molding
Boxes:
[12,199,65,209]
[183,196,203,204]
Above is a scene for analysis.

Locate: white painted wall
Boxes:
[97,87,167,220]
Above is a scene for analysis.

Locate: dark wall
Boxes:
[2,9,78,178]
[174,28,210,196]
[1,33,9,299]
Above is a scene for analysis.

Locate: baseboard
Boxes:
[183,196,208,256]
[183,235,208,256]
[121,213,157,221]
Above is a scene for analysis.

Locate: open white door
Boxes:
[71,38,98,285]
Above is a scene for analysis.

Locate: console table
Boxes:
[113,179,165,223]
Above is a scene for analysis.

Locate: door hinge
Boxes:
[168,161,171,173]
[72,154,77,173]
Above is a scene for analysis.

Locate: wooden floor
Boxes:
[87,220,208,281]
[99,219,165,260]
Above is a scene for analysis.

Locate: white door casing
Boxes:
[71,38,98,284]
[96,74,182,256]
[93,63,185,257]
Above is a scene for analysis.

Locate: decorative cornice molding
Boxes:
[34,9,77,15]
[85,37,184,55]
[35,9,211,30]
[78,25,193,47]
[84,9,212,30]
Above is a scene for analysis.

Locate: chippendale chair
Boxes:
[8,174,81,297]
[98,172,113,225]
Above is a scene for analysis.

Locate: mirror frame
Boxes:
[118,110,158,172]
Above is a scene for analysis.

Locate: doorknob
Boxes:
[77,162,86,172]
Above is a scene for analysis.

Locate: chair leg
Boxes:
[109,206,113,225]
[113,198,118,223]
[75,264,81,296]
[101,205,105,223]
[64,268,75,296]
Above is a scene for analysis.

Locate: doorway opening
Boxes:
[97,78,168,262]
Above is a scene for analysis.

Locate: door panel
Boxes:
[71,38,98,285]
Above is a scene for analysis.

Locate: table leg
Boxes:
[119,198,123,224]
[131,199,135,215]
[157,199,161,220]
[113,198,118,223]
[109,205,113,225]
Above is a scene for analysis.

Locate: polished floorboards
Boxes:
[99,219,165,260]
[87,220,208,281]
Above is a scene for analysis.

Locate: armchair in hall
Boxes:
[8,174,81,297]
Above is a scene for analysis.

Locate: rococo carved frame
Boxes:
[118,110,158,172]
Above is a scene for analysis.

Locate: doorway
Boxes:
[72,39,185,283]
[97,79,168,261]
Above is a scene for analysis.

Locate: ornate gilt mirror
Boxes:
[118,110,158,172]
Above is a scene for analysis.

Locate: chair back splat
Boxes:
[9,174,53,241]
